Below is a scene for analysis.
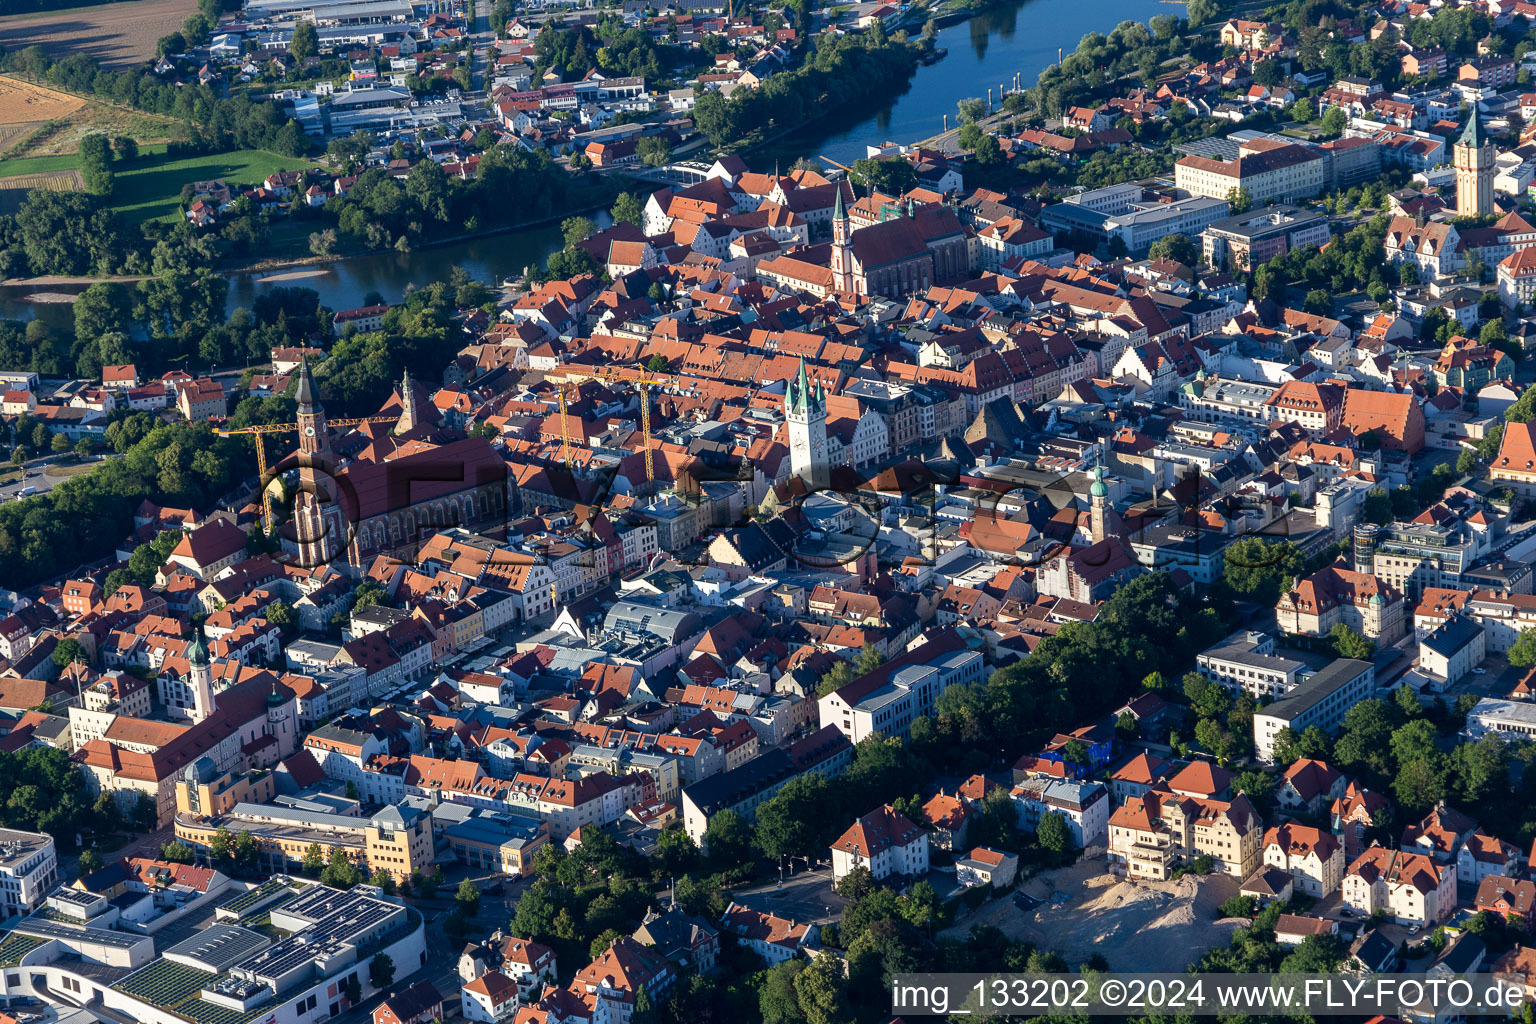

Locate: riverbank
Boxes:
[215,173,635,278]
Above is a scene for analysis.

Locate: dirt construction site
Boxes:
[942,858,1246,972]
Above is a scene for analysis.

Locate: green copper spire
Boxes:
[1090,464,1108,499]
[1461,110,1484,149]
[188,631,209,666]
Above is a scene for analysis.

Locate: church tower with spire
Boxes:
[1455,111,1494,218]
[291,354,339,566]
[295,355,330,464]
[187,630,215,723]
[1089,464,1110,544]
[395,368,423,434]
[830,187,854,295]
[785,358,829,490]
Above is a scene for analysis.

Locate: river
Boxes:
[0,0,1161,321]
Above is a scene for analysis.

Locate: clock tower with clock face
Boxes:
[294,354,330,464]
[290,354,340,566]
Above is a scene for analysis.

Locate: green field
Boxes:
[0,147,316,223]
[0,152,82,178]
[115,149,318,222]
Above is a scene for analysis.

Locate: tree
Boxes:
[546,246,597,279]
[52,637,87,668]
[702,808,753,863]
[455,877,482,916]
[1320,105,1348,137]
[561,216,598,248]
[1330,623,1375,660]
[1272,724,1331,766]
[78,134,114,197]
[301,841,325,876]
[588,928,623,960]
[756,771,835,859]
[1509,628,1536,668]
[343,976,362,1006]
[321,847,361,888]
[973,134,1003,166]
[1222,537,1305,604]
[209,825,235,865]
[1147,233,1197,266]
[160,839,196,863]
[957,97,987,124]
[1183,671,1230,720]
[760,960,807,1024]
[369,953,395,990]
[1253,59,1283,86]
[1304,288,1333,315]
[234,830,259,872]
[637,136,671,167]
[1226,187,1252,214]
[632,985,660,1024]
[291,21,318,60]
[1036,809,1073,856]
[1457,448,1477,474]
[793,951,851,1024]
[611,192,644,227]
[77,848,103,875]
[309,229,337,257]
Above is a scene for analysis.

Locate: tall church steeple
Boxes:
[1089,463,1110,544]
[396,368,422,434]
[187,629,215,723]
[295,355,330,464]
[830,186,853,295]
[292,354,338,566]
[785,358,829,490]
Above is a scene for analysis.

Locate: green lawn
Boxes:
[0,145,312,223]
[0,152,81,178]
[112,149,317,223]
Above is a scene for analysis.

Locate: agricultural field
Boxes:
[10,99,182,158]
[0,76,83,123]
[0,167,82,214]
[0,0,199,69]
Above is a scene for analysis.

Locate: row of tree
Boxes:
[3,45,311,157]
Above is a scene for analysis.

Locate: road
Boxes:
[731,865,848,925]
[0,452,125,502]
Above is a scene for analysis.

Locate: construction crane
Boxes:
[819,155,854,175]
[217,415,398,533]
[546,367,672,486]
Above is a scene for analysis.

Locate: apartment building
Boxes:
[818,633,984,742]
[1200,204,1331,271]
[0,829,57,920]
[1340,847,1457,925]
[1263,380,1344,437]
[831,804,930,882]
[1197,636,1307,698]
[1107,788,1263,880]
[1178,375,1280,426]
[1353,512,1491,601]
[174,802,434,883]
[1262,823,1346,897]
[1174,139,1325,205]
[1492,421,1536,497]
[1275,565,1407,643]
[1010,777,1110,850]
[1252,659,1377,761]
